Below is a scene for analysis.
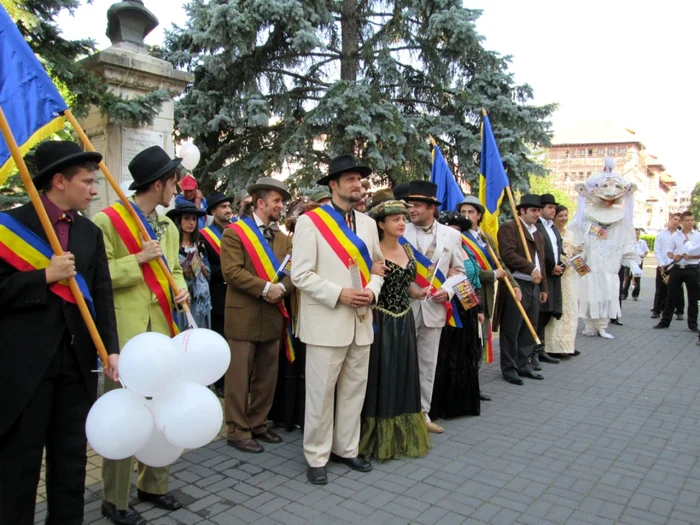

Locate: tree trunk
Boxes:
[340,0,358,82]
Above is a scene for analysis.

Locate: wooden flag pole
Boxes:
[64,110,189,312]
[0,106,110,366]
[485,241,541,346]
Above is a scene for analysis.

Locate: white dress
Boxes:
[570,205,639,320]
[545,228,577,353]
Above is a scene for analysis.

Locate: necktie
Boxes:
[261,225,274,244]
[419,223,434,234]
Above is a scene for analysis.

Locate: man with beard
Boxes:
[221,178,293,453]
[291,155,384,485]
[533,194,563,367]
[200,192,235,397]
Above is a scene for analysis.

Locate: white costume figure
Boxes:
[570,159,642,339]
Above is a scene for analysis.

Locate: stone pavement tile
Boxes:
[434,511,467,525]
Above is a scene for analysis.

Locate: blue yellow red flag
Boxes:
[478,113,510,241]
[0,5,68,184]
[430,144,463,211]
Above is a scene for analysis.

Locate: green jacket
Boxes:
[93,206,186,348]
[477,230,518,320]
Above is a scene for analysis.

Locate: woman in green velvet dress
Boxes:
[359,191,430,461]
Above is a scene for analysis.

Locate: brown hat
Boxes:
[246,177,291,201]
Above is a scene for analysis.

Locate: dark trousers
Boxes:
[622,262,642,298]
[653,267,684,315]
[0,337,91,525]
[661,266,699,329]
[500,279,540,379]
[212,314,226,390]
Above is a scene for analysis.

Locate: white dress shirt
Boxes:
[539,217,559,260]
[512,219,541,282]
[654,229,675,266]
[635,239,649,258]
[415,220,437,259]
[671,230,700,266]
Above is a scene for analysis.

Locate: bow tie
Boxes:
[260,224,279,240]
[418,223,435,234]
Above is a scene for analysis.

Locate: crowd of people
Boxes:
[1,143,699,525]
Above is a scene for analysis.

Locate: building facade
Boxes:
[669,186,693,215]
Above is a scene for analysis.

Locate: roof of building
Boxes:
[646,153,665,170]
[660,173,676,187]
[552,121,645,148]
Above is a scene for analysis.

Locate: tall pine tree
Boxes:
[164,0,556,194]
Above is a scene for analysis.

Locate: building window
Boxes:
[563,172,568,180]
[588,149,593,156]
[608,148,616,155]
[597,148,605,155]
[587,172,591,177]
[579,149,586,156]
[579,172,584,179]
[565,150,570,158]
[619,147,627,155]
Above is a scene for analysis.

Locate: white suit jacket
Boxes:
[404,221,465,328]
[291,211,384,347]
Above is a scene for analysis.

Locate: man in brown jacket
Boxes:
[221,178,293,453]
[494,194,548,385]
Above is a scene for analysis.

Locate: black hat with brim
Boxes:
[317,154,372,186]
[206,192,234,214]
[128,145,182,190]
[166,202,206,221]
[516,194,544,210]
[540,193,558,206]
[33,141,103,186]
[405,180,442,205]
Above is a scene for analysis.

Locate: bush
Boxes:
[641,234,655,253]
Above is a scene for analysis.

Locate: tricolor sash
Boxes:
[461,232,495,363]
[0,212,95,317]
[304,205,372,287]
[398,237,457,327]
[102,201,180,336]
[228,217,295,363]
[461,231,495,271]
[200,225,222,256]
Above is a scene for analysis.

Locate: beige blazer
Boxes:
[403,221,465,328]
[291,210,384,347]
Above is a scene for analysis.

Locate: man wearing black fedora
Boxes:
[94,145,189,525]
[201,192,235,397]
[0,141,120,525]
[291,154,384,485]
[403,180,465,434]
[533,193,564,367]
[493,194,548,385]
[220,177,293,454]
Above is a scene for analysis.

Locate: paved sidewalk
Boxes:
[38,267,700,524]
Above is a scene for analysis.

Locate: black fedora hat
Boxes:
[33,141,103,186]
[406,180,441,205]
[393,182,410,201]
[247,177,291,201]
[206,192,234,214]
[516,194,543,210]
[317,154,372,186]
[166,201,206,221]
[540,193,558,206]
[128,145,182,190]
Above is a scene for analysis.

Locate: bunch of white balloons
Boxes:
[86,329,230,467]
[178,142,201,171]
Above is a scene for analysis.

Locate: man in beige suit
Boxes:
[291,155,384,485]
[220,178,293,454]
[403,181,464,434]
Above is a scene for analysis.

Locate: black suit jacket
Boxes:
[0,203,119,436]
[202,222,227,319]
[534,218,563,316]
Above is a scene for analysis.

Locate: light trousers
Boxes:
[413,312,443,416]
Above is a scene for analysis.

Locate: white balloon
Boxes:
[178,142,201,171]
[152,382,223,449]
[172,329,231,386]
[135,423,184,467]
[119,333,180,397]
[86,389,153,460]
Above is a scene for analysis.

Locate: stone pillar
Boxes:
[77,0,193,217]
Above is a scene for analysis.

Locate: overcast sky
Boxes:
[58,0,698,186]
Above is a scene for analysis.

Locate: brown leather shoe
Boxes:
[426,421,444,434]
[227,438,264,453]
[253,429,282,444]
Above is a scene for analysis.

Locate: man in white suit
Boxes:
[403,180,465,434]
[291,155,384,485]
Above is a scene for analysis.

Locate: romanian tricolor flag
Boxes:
[430,144,463,212]
[0,5,68,184]
[200,225,222,255]
[229,217,295,363]
[461,231,495,363]
[478,112,510,243]
[0,212,95,316]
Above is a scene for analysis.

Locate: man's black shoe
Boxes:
[479,392,492,401]
[307,466,328,485]
[677,314,684,321]
[650,313,660,319]
[653,323,670,329]
[136,490,182,510]
[504,375,524,385]
[572,350,581,356]
[539,353,560,364]
[610,318,623,326]
[519,367,544,380]
[101,501,146,525]
[329,453,372,472]
[530,355,542,370]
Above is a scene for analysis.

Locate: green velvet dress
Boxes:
[359,254,430,460]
